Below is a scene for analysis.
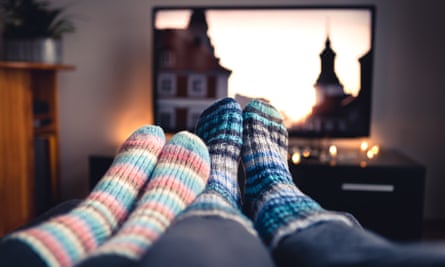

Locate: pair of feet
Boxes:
[1,127,212,267]
[185,98,343,247]
[196,97,289,213]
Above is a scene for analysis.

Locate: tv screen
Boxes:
[152,5,375,138]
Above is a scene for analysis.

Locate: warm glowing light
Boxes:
[112,104,154,149]
[329,145,338,157]
[291,152,302,164]
[360,141,369,152]
[370,145,380,155]
[302,148,311,158]
[360,161,367,168]
[366,150,375,159]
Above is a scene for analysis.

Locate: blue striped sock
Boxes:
[178,98,255,234]
[242,100,353,248]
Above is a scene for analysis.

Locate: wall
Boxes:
[50,0,445,220]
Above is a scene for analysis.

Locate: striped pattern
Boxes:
[178,98,255,234]
[6,125,166,267]
[242,100,294,216]
[195,97,243,208]
[80,131,210,262]
[242,100,353,248]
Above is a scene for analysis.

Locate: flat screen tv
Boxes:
[152,5,375,138]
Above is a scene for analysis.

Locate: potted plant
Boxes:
[0,0,75,63]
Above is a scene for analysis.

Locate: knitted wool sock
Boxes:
[242,100,354,249]
[177,98,255,234]
[76,131,210,267]
[0,125,166,267]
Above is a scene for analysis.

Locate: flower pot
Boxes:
[1,38,62,64]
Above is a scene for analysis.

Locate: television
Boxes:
[152,5,375,138]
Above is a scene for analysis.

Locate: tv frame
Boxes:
[151,5,376,138]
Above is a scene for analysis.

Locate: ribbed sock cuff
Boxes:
[177,193,257,237]
[269,210,360,249]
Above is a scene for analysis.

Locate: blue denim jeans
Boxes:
[6,201,445,267]
[274,221,445,267]
[139,216,445,267]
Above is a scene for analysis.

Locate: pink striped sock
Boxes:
[76,131,210,267]
[0,125,165,267]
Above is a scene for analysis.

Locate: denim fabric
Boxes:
[137,216,275,267]
[7,201,445,267]
[274,221,445,267]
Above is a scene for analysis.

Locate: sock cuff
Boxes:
[6,234,62,267]
[177,192,257,237]
[0,238,48,267]
[269,211,360,249]
[178,211,258,237]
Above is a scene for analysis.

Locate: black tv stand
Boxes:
[288,148,426,242]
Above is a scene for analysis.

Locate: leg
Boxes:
[139,216,274,267]
[175,97,255,230]
[76,131,210,267]
[0,125,166,267]
[274,221,445,267]
[242,99,445,267]
[136,98,274,267]
[242,99,352,247]
[14,200,82,231]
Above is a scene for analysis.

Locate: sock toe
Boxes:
[196,97,242,144]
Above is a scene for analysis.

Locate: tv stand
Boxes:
[288,148,426,241]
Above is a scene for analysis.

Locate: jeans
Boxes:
[6,201,445,267]
[138,215,445,267]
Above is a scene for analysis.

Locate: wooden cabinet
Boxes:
[0,61,74,236]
